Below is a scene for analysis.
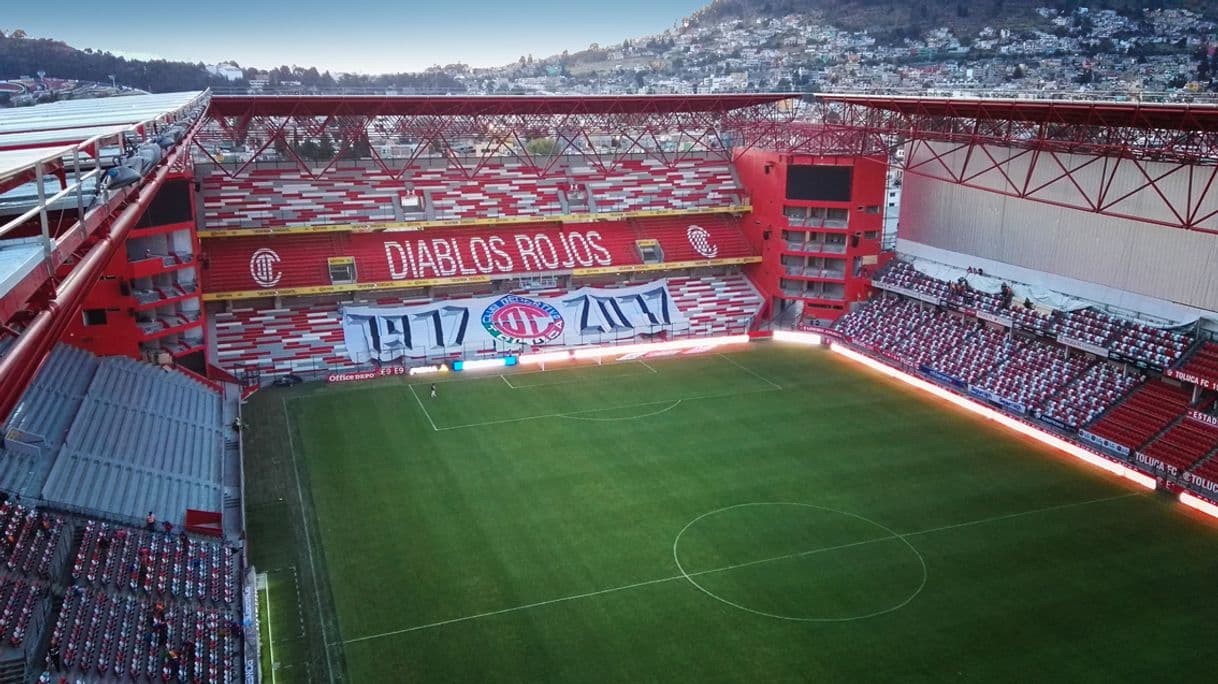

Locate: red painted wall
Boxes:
[733,149,886,323]
[200,215,756,294]
[61,247,142,356]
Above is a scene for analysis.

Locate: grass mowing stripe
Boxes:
[335,490,1142,645]
[280,398,337,684]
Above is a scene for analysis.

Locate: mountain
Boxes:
[0,31,465,99]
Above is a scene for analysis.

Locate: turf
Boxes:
[244,344,1218,682]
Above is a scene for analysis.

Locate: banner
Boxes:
[1167,368,1218,390]
[342,279,689,362]
[921,366,965,389]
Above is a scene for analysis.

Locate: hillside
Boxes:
[691,0,1218,40]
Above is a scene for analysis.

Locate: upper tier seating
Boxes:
[972,338,1091,411]
[2,345,98,450]
[1040,363,1141,430]
[1084,382,1193,453]
[211,274,763,376]
[201,158,742,229]
[1176,341,1218,387]
[1140,414,1218,473]
[39,357,224,525]
[873,260,1192,369]
[834,298,973,368]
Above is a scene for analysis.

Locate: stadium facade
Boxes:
[1,90,1218,681]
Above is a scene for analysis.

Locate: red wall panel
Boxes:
[201,215,755,294]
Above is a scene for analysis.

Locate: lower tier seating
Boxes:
[51,588,240,683]
[0,502,66,579]
[1139,415,1218,473]
[72,521,238,605]
[210,273,763,377]
[835,296,1140,429]
[1084,382,1193,453]
[1040,363,1141,429]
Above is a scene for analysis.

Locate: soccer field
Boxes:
[243,344,1218,683]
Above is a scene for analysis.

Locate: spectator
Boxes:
[1024,298,1034,310]
[145,511,156,530]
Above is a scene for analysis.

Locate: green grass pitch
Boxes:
[242,344,1218,682]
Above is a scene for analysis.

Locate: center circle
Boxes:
[672,502,927,622]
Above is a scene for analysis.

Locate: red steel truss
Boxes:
[196,94,802,180]
[779,95,1218,233]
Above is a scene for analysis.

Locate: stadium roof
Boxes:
[816,94,1218,132]
[0,91,206,184]
[206,93,795,118]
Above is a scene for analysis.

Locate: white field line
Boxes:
[638,359,658,374]
[334,491,1140,646]
[430,387,782,432]
[717,353,782,390]
[408,384,439,432]
[500,370,653,390]
[501,374,515,389]
[280,399,336,684]
[560,400,683,422]
[261,576,276,684]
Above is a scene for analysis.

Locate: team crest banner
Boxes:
[341,279,689,362]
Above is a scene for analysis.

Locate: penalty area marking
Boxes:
[407,384,439,432]
[559,400,683,422]
[333,491,1139,645]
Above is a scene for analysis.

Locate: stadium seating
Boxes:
[51,588,240,683]
[39,357,225,525]
[1175,341,1218,387]
[872,261,1193,369]
[72,521,238,605]
[200,157,742,229]
[1083,382,1193,453]
[972,338,1090,411]
[834,298,976,368]
[0,577,46,649]
[927,325,1017,385]
[1040,363,1141,429]
[1139,415,1218,473]
[211,274,763,376]
[1,345,99,452]
[0,502,66,579]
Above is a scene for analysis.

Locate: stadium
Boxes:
[1,90,1218,682]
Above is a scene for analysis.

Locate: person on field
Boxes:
[430,383,437,399]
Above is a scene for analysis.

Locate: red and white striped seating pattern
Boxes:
[52,588,239,683]
[1040,363,1141,429]
[835,298,975,368]
[212,274,763,376]
[0,577,44,648]
[0,501,65,578]
[201,158,741,229]
[928,325,1017,386]
[972,339,1091,411]
[72,521,238,605]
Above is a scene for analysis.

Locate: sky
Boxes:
[6,0,708,74]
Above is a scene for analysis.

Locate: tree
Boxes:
[524,138,558,156]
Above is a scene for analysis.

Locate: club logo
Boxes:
[687,224,718,259]
[481,295,565,345]
[249,248,282,288]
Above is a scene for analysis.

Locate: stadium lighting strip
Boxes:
[1178,493,1218,520]
[571,335,751,360]
[452,357,518,372]
[828,343,1158,492]
[772,330,824,345]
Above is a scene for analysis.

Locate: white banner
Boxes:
[342,279,689,362]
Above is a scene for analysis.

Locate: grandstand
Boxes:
[1,89,1218,682]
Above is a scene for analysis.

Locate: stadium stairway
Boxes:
[1082,382,1193,455]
